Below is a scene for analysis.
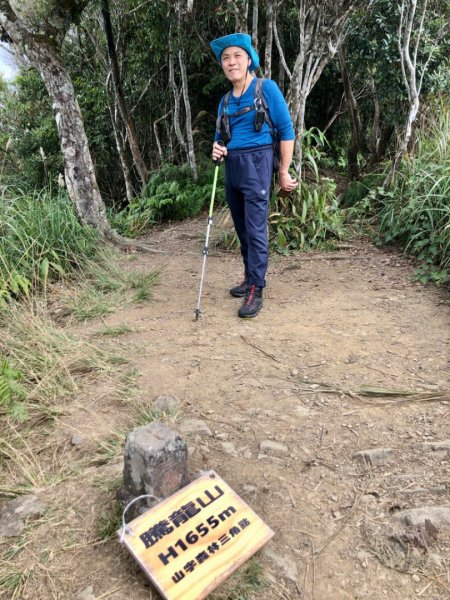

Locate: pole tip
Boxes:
[194,309,200,321]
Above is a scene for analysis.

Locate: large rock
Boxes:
[123,422,189,501]
[0,495,45,537]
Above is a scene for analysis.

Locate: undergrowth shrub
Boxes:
[269,128,344,253]
[377,102,450,285]
[0,188,100,301]
[113,160,224,236]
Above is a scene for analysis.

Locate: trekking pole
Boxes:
[194,141,224,321]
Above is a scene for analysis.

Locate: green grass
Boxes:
[96,324,133,336]
[62,252,161,322]
[209,556,267,599]
[378,101,449,285]
[0,188,100,303]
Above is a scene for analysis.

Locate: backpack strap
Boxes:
[216,91,232,143]
[255,78,275,135]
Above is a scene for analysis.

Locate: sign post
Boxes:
[118,470,274,600]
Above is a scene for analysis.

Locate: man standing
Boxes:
[211,33,298,318]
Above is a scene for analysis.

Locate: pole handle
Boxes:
[213,140,225,166]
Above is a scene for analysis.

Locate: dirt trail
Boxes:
[6,217,450,600]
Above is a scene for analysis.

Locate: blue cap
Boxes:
[210,33,259,72]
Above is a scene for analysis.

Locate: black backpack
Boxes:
[216,78,281,171]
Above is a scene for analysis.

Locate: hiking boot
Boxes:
[229,278,249,298]
[238,285,263,318]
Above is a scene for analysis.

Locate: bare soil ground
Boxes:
[1,216,449,600]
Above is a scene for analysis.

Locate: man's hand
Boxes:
[278,169,298,193]
[212,141,227,163]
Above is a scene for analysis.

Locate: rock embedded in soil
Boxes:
[123,422,189,500]
[71,433,85,446]
[179,419,212,437]
[262,546,298,582]
[220,441,237,456]
[353,448,394,466]
[415,439,450,452]
[0,495,45,537]
[259,439,289,456]
[395,506,450,531]
[153,394,181,413]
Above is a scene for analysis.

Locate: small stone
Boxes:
[353,448,394,466]
[432,451,449,462]
[260,440,289,456]
[411,574,420,583]
[215,432,229,440]
[357,550,371,566]
[220,441,237,456]
[76,585,96,600]
[262,546,298,582]
[71,433,85,446]
[153,395,180,413]
[290,368,299,376]
[179,419,212,437]
[416,439,450,452]
[199,444,210,455]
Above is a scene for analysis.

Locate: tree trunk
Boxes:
[232,0,248,33]
[368,73,380,159]
[338,45,363,179]
[169,49,187,155]
[101,0,148,187]
[252,0,259,50]
[110,100,134,203]
[383,0,431,189]
[286,0,361,174]
[35,46,113,234]
[178,49,197,180]
[264,0,274,78]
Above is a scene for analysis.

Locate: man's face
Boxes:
[221,46,251,83]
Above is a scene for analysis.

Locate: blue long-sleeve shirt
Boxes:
[214,77,295,150]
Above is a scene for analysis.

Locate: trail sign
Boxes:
[118,470,274,600]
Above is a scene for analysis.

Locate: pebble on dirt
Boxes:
[259,439,289,456]
[153,394,181,413]
[353,448,394,466]
[179,418,213,437]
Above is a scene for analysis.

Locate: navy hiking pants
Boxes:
[225,144,274,288]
